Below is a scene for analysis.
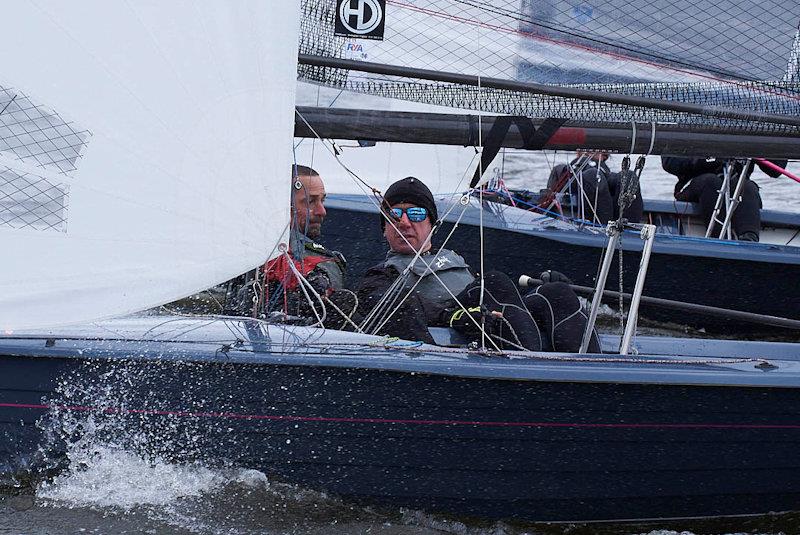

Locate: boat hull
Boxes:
[2,320,800,522]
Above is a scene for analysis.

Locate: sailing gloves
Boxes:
[444,306,503,334]
[539,270,572,285]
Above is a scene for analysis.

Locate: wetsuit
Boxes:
[356,250,600,352]
[356,249,473,344]
[548,159,614,223]
[547,156,643,223]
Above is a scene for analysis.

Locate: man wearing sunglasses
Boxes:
[355,177,600,352]
[354,177,467,343]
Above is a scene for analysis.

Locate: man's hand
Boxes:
[540,270,572,285]
[445,306,503,333]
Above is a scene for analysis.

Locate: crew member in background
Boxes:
[546,151,643,224]
[661,156,787,242]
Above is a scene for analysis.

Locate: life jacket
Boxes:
[264,254,330,292]
[264,240,346,292]
[383,249,475,324]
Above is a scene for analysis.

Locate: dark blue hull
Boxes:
[323,195,800,336]
[2,318,800,522]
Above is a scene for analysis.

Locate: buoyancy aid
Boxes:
[383,249,475,324]
[266,232,345,293]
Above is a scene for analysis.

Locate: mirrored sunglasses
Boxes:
[389,206,428,222]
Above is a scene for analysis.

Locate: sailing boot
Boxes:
[738,231,759,242]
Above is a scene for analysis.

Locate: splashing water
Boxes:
[24,360,391,533]
[37,447,224,509]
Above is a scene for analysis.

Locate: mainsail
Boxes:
[299,0,800,133]
[0,3,298,330]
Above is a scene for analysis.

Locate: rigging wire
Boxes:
[361,148,481,337]
[309,84,320,170]
[362,179,485,336]
[362,188,490,343]
[477,73,487,350]
[544,153,597,221]
[293,87,346,151]
[367,200,497,346]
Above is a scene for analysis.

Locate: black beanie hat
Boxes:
[381,177,438,229]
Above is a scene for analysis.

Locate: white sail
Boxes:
[0,2,298,330]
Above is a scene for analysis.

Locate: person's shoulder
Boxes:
[437,248,469,266]
[418,249,472,275]
[304,240,346,268]
[364,261,386,273]
[364,259,399,277]
[355,261,400,295]
[304,239,338,258]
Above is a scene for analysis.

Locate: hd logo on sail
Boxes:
[334,0,386,40]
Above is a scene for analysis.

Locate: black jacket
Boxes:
[662,156,787,198]
[355,264,435,344]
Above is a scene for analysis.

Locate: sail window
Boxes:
[0,86,90,175]
[0,167,68,233]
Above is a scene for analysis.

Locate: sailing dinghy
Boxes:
[2,0,800,524]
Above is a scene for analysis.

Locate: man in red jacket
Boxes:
[224,165,348,321]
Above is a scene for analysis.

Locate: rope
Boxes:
[359,211,498,349]
[477,74,488,350]
[323,288,363,333]
[494,314,527,351]
[548,154,597,222]
[283,251,327,328]
[359,212,446,334]
[360,270,412,333]
[618,237,625,336]
[367,201,503,352]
